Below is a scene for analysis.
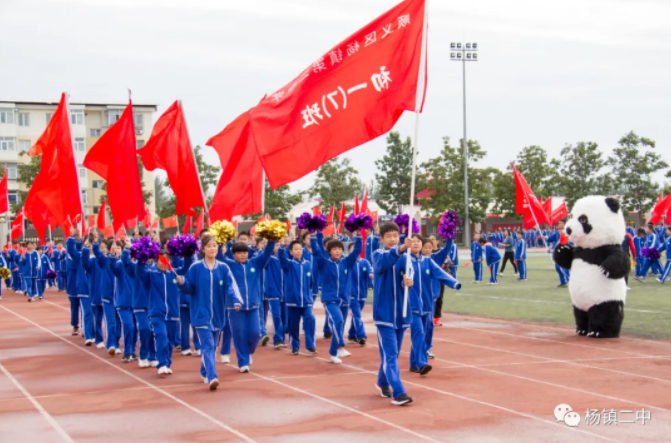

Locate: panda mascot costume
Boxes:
[553,196,630,338]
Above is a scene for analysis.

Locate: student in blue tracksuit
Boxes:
[480,238,502,284]
[365,231,380,264]
[217,243,234,364]
[66,234,94,344]
[471,234,483,283]
[347,242,372,344]
[81,240,105,348]
[425,237,453,356]
[641,223,663,277]
[400,235,461,376]
[311,232,362,364]
[109,241,137,362]
[0,251,6,300]
[656,226,671,284]
[53,245,63,291]
[10,247,22,293]
[175,253,199,356]
[263,242,287,348]
[634,228,646,279]
[255,238,272,346]
[279,240,317,354]
[137,250,190,375]
[63,250,80,336]
[546,220,570,287]
[515,231,527,281]
[36,248,52,299]
[372,222,413,406]
[92,239,121,355]
[20,242,40,301]
[178,234,240,390]
[220,239,274,373]
[301,233,323,337]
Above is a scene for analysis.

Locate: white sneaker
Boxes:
[96,342,105,349]
[337,348,351,358]
[330,356,342,364]
[108,347,116,356]
[220,354,230,364]
[139,359,150,368]
[195,349,201,356]
[249,355,253,364]
[85,339,94,346]
[150,360,159,368]
[181,349,193,356]
[158,366,170,375]
[167,368,173,374]
[115,348,122,355]
[239,366,250,373]
[202,376,208,384]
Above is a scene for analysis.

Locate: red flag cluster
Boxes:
[649,193,671,224]
[513,163,551,229]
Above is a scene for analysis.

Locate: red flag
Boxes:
[312,207,322,216]
[102,225,114,238]
[207,109,263,222]
[158,255,175,273]
[250,0,428,189]
[542,197,553,218]
[25,93,82,230]
[115,225,126,241]
[0,168,7,214]
[162,216,178,229]
[143,208,152,227]
[87,215,95,230]
[361,188,369,214]
[326,205,335,223]
[337,202,347,234]
[370,210,379,223]
[194,209,204,235]
[112,218,124,236]
[285,220,292,232]
[84,100,144,226]
[354,194,360,215]
[137,101,204,216]
[150,217,159,230]
[551,203,569,224]
[10,222,23,241]
[97,200,107,229]
[512,163,550,227]
[183,216,192,235]
[649,193,671,224]
[11,209,23,228]
[125,217,137,230]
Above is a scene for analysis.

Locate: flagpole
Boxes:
[403,112,420,318]
[179,100,209,219]
[64,93,84,227]
[261,170,266,216]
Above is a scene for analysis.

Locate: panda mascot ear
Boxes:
[605,198,620,214]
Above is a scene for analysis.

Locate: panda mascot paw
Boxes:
[564,197,630,339]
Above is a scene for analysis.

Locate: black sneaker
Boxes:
[121,355,131,363]
[358,338,367,345]
[129,354,138,362]
[174,345,181,351]
[392,393,413,406]
[261,335,270,346]
[306,348,318,354]
[375,383,392,398]
[419,365,433,376]
[324,333,332,339]
[291,350,299,355]
[409,367,420,373]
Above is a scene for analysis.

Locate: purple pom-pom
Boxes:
[438,210,461,239]
[166,235,200,258]
[344,213,374,233]
[130,237,161,264]
[46,270,57,280]
[394,214,420,235]
[297,212,328,233]
[643,247,661,261]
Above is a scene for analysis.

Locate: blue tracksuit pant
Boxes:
[69,296,80,328]
[37,279,46,298]
[196,328,220,382]
[424,310,434,351]
[102,301,119,350]
[93,304,104,345]
[228,309,261,367]
[489,262,500,283]
[134,311,156,361]
[12,272,21,291]
[287,306,316,352]
[377,326,407,397]
[449,266,457,279]
[324,301,348,356]
[409,313,428,370]
[555,263,570,285]
[642,258,663,277]
[57,272,64,291]
[517,260,527,280]
[323,304,332,335]
[180,305,200,351]
[660,260,671,283]
[150,317,173,369]
[117,308,136,356]
[260,299,270,337]
[473,262,483,282]
[348,299,367,340]
[219,315,232,356]
[24,277,36,298]
[79,296,94,341]
[267,299,285,345]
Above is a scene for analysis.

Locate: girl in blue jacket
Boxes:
[81,242,105,348]
[311,232,362,364]
[515,231,527,281]
[220,240,274,373]
[479,238,502,285]
[263,242,287,348]
[66,234,94,345]
[279,240,316,354]
[346,242,372,345]
[424,237,453,357]
[109,241,137,362]
[92,239,121,355]
[19,242,40,301]
[178,234,240,391]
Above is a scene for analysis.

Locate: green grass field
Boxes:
[440,253,671,339]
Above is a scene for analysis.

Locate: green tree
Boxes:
[554,141,612,209]
[247,182,302,220]
[607,132,667,224]
[374,132,414,214]
[308,158,362,210]
[9,153,41,213]
[419,137,496,223]
[154,176,175,220]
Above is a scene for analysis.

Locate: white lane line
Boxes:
[0,362,76,443]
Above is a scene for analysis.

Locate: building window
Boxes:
[90,128,101,137]
[81,190,88,205]
[92,180,104,189]
[70,110,84,125]
[0,109,15,124]
[75,138,86,152]
[134,113,143,127]
[18,112,30,127]
[78,165,86,179]
[19,140,31,153]
[136,140,145,149]
[6,164,17,180]
[8,191,17,205]
[93,205,100,215]
[0,137,15,151]
[107,110,123,125]
[46,112,53,124]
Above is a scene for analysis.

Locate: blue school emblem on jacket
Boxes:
[251,268,256,273]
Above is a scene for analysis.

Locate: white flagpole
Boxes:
[261,170,266,216]
[64,93,84,229]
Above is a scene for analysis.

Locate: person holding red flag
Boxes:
[546,220,571,288]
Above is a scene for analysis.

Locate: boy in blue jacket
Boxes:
[657,226,671,284]
[515,231,527,281]
[479,237,502,285]
[220,239,274,373]
[92,238,122,356]
[36,247,52,300]
[634,228,646,279]
[279,240,317,354]
[471,234,483,283]
[311,232,362,364]
[109,241,137,362]
[66,233,94,344]
[347,242,372,345]
[81,238,105,348]
[178,234,240,390]
[372,222,413,406]
[20,242,40,301]
[263,241,287,348]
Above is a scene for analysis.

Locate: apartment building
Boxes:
[0,99,157,218]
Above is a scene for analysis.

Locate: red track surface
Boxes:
[1,289,670,442]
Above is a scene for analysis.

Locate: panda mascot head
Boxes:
[553,196,630,338]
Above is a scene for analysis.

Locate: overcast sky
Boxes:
[1,0,669,194]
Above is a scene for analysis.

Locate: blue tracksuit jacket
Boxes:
[515,239,527,261]
[372,244,410,329]
[278,248,313,308]
[109,250,133,309]
[471,241,483,263]
[66,237,89,296]
[92,243,115,304]
[121,251,149,311]
[483,244,501,266]
[349,258,372,302]
[19,250,39,278]
[311,233,362,304]
[81,247,101,304]
[136,262,182,321]
[220,241,274,310]
[263,254,284,301]
[429,239,453,299]
[397,253,460,316]
[365,235,380,263]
